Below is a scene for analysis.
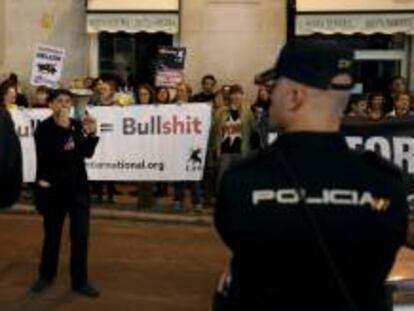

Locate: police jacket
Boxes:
[0,108,22,208]
[215,132,408,311]
[34,117,99,194]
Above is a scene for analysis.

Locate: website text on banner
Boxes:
[11,104,212,182]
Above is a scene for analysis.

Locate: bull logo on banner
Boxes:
[186,148,203,173]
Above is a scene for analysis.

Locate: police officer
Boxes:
[0,106,22,208]
[30,89,100,298]
[214,40,408,310]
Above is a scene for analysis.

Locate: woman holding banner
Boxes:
[212,84,254,186]
[131,83,157,208]
[0,81,19,111]
[154,87,172,207]
[173,82,205,211]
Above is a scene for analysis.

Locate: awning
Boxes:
[87,0,179,34]
[87,13,179,34]
[296,13,414,35]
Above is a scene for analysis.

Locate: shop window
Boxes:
[354,59,401,93]
[99,32,173,87]
[298,34,409,94]
[298,34,406,50]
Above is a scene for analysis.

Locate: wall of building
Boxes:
[0,1,5,72]
[180,0,286,100]
[1,0,285,100]
[410,36,414,91]
[2,0,88,92]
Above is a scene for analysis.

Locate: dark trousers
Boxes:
[174,182,203,205]
[154,183,168,197]
[37,190,90,287]
[92,182,116,200]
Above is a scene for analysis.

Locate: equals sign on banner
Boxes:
[100,123,114,133]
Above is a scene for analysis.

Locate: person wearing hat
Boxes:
[214,40,408,310]
[30,89,100,298]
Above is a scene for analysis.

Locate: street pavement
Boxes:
[0,213,227,311]
[0,211,412,310]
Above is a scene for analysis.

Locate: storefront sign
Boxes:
[296,13,414,35]
[87,13,179,34]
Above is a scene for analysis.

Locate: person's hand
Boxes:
[83,112,97,136]
[38,179,52,188]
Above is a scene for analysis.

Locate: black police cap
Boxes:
[255,40,355,91]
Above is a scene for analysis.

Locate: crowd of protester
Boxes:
[346,76,413,119]
[0,71,412,212]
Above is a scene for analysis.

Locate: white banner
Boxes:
[11,104,212,182]
[10,109,52,183]
[30,45,65,88]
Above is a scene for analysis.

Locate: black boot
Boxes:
[30,278,53,293]
[72,282,100,298]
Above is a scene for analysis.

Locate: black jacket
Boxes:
[215,132,408,311]
[0,108,22,208]
[190,92,216,103]
[34,117,99,194]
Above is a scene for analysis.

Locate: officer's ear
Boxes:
[287,83,307,113]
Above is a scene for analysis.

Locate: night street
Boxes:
[0,213,227,310]
[0,212,411,310]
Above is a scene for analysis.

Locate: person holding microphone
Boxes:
[30,89,100,298]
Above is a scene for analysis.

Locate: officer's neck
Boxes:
[285,119,341,133]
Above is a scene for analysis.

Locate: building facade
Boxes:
[0,0,286,99]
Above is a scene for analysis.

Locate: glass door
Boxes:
[98,32,173,87]
[353,50,407,94]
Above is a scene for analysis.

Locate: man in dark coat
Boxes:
[30,89,100,298]
[214,40,408,311]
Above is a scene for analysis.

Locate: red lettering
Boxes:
[172,115,185,134]
[158,115,203,135]
[192,117,202,134]
[162,121,172,134]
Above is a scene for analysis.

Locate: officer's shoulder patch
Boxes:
[360,150,403,181]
